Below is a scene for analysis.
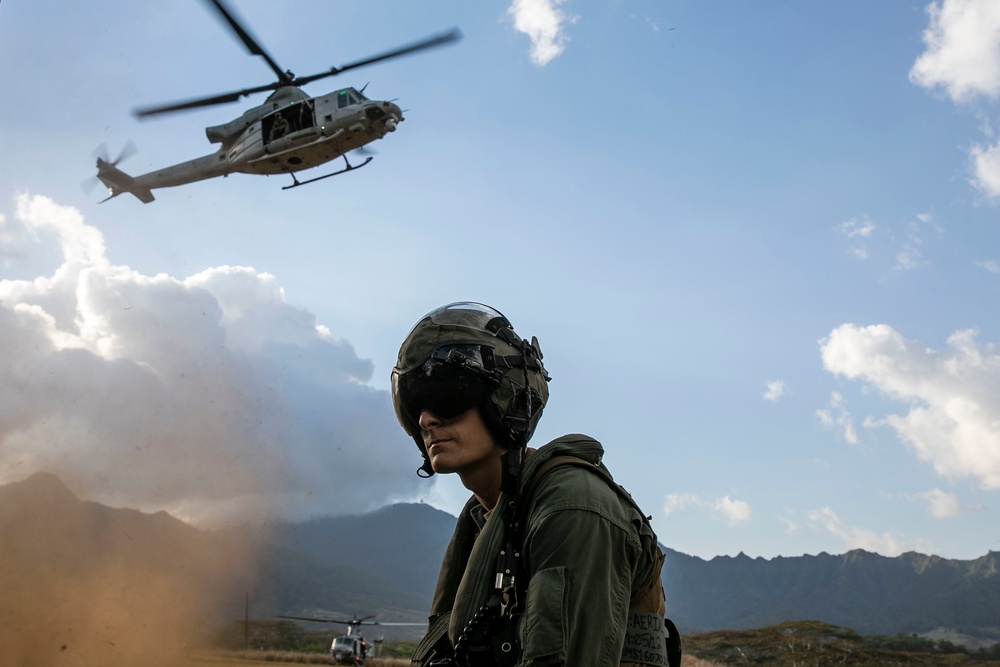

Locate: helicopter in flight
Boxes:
[276,613,423,665]
[93,0,460,204]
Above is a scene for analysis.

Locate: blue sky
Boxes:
[1,0,999,561]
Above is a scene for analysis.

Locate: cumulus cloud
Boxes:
[906,487,984,517]
[807,507,911,555]
[663,492,751,526]
[911,1,1000,200]
[971,140,1000,199]
[820,323,1000,489]
[910,0,1000,102]
[0,195,422,526]
[763,379,785,402]
[714,496,751,525]
[815,391,859,444]
[508,0,573,66]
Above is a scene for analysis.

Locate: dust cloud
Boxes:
[0,193,424,665]
[0,472,260,666]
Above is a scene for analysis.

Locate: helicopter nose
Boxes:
[388,103,403,130]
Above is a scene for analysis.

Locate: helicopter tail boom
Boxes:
[96,159,155,204]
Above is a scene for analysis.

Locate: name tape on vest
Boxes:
[620,611,670,667]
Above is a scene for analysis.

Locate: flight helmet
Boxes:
[391,302,550,476]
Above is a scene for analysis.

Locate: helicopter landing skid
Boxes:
[282,155,373,190]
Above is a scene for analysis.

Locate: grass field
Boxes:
[188,621,1000,667]
[190,652,410,666]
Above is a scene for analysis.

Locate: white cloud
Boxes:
[976,258,1000,273]
[894,242,925,272]
[508,0,572,66]
[848,245,869,260]
[971,140,1000,199]
[910,0,1000,103]
[713,496,751,526]
[838,216,875,239]
[778,514,800,534]
[911,2,1000,203]
[815,391,859,444]
[820,323,1000,489]
[0,195,423,526]
[763,379,785,402]
[894,214,937,273]
[836,216,874,260]
[807,507,910,555]
[663,493,751,526]
[662,492,699,517]
[906,488,984,517]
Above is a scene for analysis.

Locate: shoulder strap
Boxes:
[522,454,683,667]
[525,454,651,521]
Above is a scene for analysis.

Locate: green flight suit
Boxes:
[411,434,664,667]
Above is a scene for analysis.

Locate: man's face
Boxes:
[418,407,503,476]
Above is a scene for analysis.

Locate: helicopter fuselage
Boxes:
[331,633,369,665]
[97,86,402,201]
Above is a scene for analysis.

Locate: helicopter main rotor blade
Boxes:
[132,82,279,118]
[277,615,349,625]
[130,23,461,119]
[294,28,462,86]
[276,614,378,626]
[204,0,289,83]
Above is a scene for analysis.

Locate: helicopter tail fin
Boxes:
[96,159,155,204]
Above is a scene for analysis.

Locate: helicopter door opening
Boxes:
[264,100,316,146]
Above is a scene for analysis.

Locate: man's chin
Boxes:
[430,461,457,475]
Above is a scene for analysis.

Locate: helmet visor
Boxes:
[391,343,501,436]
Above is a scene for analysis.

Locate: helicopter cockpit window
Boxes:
[337,91,362,109]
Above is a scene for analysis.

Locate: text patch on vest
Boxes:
[621,610,670,667]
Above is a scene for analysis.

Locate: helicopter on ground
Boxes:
[277,613,424,665]
[93,0,460,204]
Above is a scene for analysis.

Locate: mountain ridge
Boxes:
[3,472,998,648]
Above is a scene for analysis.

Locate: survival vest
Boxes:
[413,450,683,667]
[524,455,682,667]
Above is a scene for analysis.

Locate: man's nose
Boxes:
[418,409,442,431]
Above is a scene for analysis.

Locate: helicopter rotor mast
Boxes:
[132,0,461,119]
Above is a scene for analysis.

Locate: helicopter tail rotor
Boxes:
[92,141,138,169]
[88,142,155,204]
[84,141,138,195]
